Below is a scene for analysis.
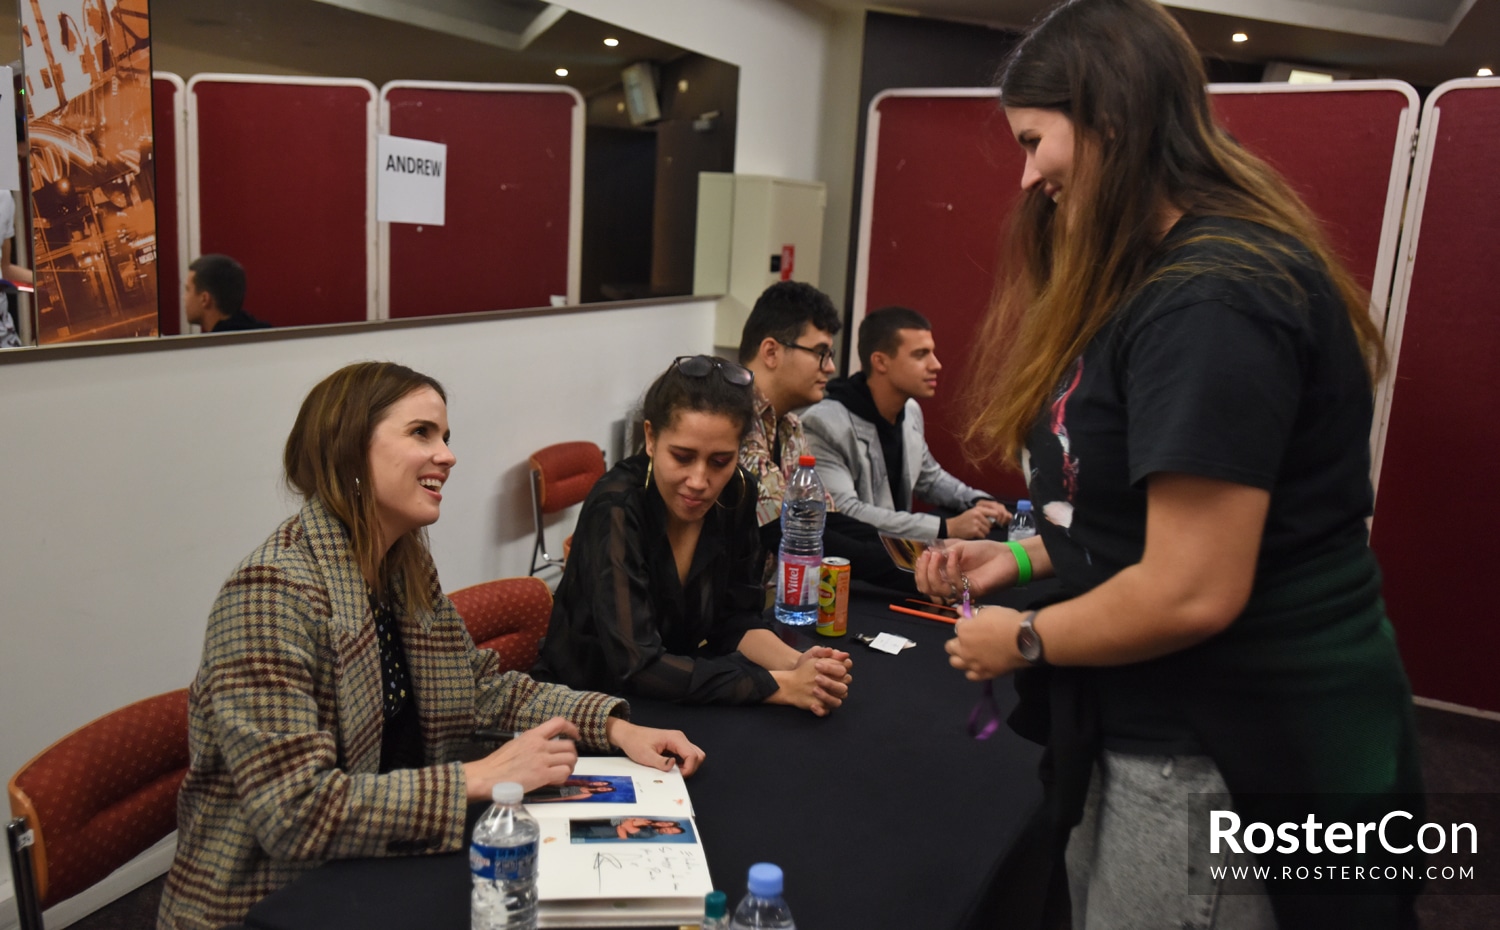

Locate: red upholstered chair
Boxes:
[6,689,190,930]
[528,441,606,576]
[448,577,554,672]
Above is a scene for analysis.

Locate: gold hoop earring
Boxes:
[717,467,746,510]
[644,457,653,489]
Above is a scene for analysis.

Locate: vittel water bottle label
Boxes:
[779,559,818,605]
[469,841,537,881]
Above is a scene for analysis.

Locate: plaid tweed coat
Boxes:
[157,498,625,930]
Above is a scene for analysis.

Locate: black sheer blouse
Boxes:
[532,453,778,704]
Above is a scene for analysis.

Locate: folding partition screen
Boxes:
[852,82,1417,502]
[152,73,186,336]
[188,75,377,327]
[1207,82,1418,321]
[379,83,583,319]
[852,90,1030,500]
[1369,79,1500,712]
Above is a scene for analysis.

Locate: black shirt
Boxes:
[532,454,777,704]
[1025,215,1376,749]
[1027,215,1373,591]
[370,590,424,772]
[212,310,272,332]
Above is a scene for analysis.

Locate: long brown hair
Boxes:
[284,362,447,613]
[966,0,1387,466]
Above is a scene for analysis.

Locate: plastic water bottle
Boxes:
[703,889,730,930]
[775,455,826,626]
[1008,499,1037,541]
[729,862,796,929]
[470,782,539,930]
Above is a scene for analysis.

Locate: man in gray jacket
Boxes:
[802,306,1010,540]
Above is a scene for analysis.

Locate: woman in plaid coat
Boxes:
[158,362,703,930]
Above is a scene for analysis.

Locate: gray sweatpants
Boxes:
[1065,750,1279,930]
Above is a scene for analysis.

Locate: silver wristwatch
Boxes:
[1016,610,1046,666]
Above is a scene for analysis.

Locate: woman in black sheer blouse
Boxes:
[533,356,853,715]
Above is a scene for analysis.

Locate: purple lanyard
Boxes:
[957,581,1002,740]
[968,681,1002,740]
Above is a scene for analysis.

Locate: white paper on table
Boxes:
[869,632,912,654]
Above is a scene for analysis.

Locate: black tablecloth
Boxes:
[245,587,1051,930]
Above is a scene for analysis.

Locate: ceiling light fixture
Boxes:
[555,68,569,77]
[1479,67,1494,77]
[603,37,619,47]
[1232,32,1249,43]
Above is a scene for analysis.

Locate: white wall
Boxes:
[814,7,868,314]
[567,0,833,181]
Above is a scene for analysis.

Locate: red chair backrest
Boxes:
[448,577,553,672]
[7,688,190,905]
[530,442,605,514]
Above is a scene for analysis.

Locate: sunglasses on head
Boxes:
[673,355,755,387]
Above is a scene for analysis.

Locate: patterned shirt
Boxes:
[739,387,835,527]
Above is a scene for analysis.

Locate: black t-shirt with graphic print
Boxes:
[1023,215,1376,750]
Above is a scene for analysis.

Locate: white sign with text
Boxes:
[376,134,447,225]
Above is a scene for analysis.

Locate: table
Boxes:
[245,587,1052,930]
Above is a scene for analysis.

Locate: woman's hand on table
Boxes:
[605,717,706,776]
[915,539,1017,600]
[768,646,853,716]
[463,716,579,800]
[945,606,1026,681]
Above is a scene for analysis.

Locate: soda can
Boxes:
[817,557,851,636]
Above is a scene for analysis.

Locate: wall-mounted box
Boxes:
[693,173,827,347]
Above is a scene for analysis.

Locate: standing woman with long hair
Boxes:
[915,1,1422,927]
[158,362,702,930]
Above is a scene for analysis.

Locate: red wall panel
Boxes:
[384,85,577,318]
[861,93,1029,500]
[191,79,372,327]
[858,86,1413,505]
[1370,83,1500,712]
[1209,87,1412,295]
[152,77,181,336]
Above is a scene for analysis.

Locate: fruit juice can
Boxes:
[816,557,851,636]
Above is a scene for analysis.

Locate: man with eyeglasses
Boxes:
[802,306,1011,541]
[736,281,842,529]
[737,282,919,591]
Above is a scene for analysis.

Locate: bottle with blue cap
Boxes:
[1007,499,1037,541]
[470,782,539,930]
[728,862,795,929]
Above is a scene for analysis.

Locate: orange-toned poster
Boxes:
[21,0,157,343]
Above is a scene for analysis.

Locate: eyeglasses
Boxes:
[673,355,755,386]
[777,340,836,368]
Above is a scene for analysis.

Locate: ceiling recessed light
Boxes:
[1479,67,1494,77]
[603,37,619,47]
[1232,32,1249,43]
[555,68,569,77]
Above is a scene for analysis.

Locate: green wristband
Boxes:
[1004,540,1033,586]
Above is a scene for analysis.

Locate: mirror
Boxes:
[5,0,737,345]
